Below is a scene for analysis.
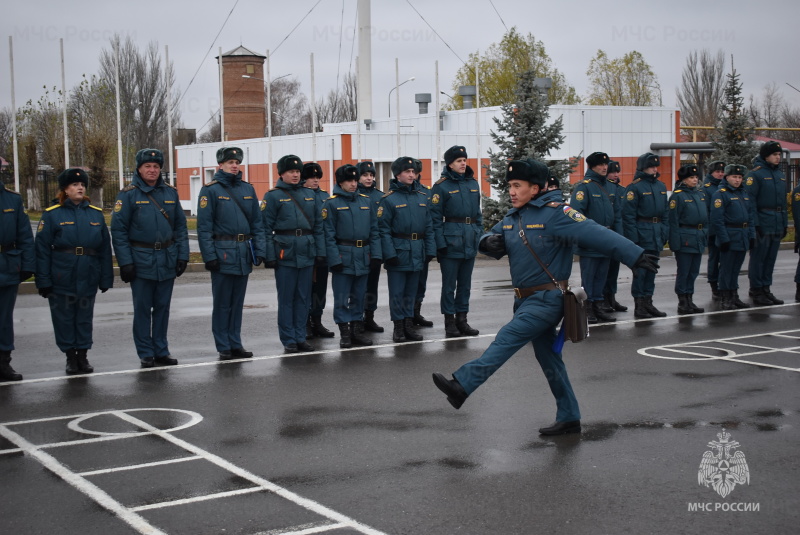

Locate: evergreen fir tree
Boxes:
[710,60,757,167]
[482,70,577,229]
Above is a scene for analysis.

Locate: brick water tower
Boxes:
[217,46,266,141]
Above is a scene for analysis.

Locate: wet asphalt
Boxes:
[2,251,799,534]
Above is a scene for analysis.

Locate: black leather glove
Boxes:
[719,241,731,253]
[749,238,755,250]
[119,264,137,283]
[330,263,344,272]
[176,260,188,277]
[385,256,400,267]
[254,256,265,267]
[436,247,447,263]
[370,258,382,269]
[100,288,109,293]
[205,259,221,272]
[632,253,659,274]
[425,255,435,264]
[19,270,33,282]
[38,287,53,298]
[315,256,326,266]
[794,241,799,254]
[756,226,764,239]
[782,227,788,239]
[264,260,277,269]
[480,234,506,255]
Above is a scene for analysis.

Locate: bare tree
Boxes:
[780,105,800,144]
[315,72,357,127]
[676,49,726,141]
[748,83,786,139]
[197,114,221,144]
[267,77,311,136]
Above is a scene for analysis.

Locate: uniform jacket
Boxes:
[605,180,626,235]
[668,183,708,253]
[744,156,788,234]
[702,173,722,235]
[570,170,622,256]
[430,166,482,259]
[261,179,325,268]
[710,180,756,251]
[622,171,669,250]
[0,185,35,287]
[110,172,190,281]
[35,200,114,296]
[197,169,267,276]
[357,183,384,214]
[378,179,436,272]
[792,184,800,239]
[480,189,643,291]
[322,184,381,276]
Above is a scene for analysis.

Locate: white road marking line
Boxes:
[255,521,347,535]
[130,486,266,512]
[78,455,202,477]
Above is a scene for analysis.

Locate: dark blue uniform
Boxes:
[35,201,114,353]
[623,172,669,298]
[197,170,266,353]
[262,180,325,347]
[111,172,189,362]
[452,189,643,422]
[323,185,381,324]
[378,179,435,321]
[308,186,330,319]
[668,184,708,296]
[744,156,788,291]
[571,170,621,303]
[413,180,433,320]
[702,173,723,288]
[0,185,35,358]
[358,182,384,315]
[430,166,482,316]
[792,185,800,297]
[602,179,626,300]
[710,181,755,293]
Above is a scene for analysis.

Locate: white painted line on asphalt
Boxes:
[130,486,266,512]
[77,455,202,477]
[255,522,346,535]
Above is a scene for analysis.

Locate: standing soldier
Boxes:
[602,160,628,312]
[0,178,35,381]
[745,141,787,306]
[668,164,708,314]
[623,153,669,318]
[570,152,618,323]
[791,182,800,302]
[35,169,113,375]
[357,161,385,333]
[262,155,325,353]
[197,147,266,360]
[430,145,481,337]
[411,158,435,328]
[702,160,726,300]
[323,164,381,348]
[111,149,190,368]
[301,162,335,340]
[378,157,436,343]
[710,164,755,310]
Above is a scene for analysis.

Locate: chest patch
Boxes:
[575,191,585,201]
[114,200,123,212]
[714,199,722,209]
[626,191,635,201]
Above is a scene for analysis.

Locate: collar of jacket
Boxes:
[753,156,778,170]
[390,180,416,193]
[333,184,357,200]
[506,189,563,216]
[277,179,303,191]
[585,169,606,184]
[635,170,660,182]
[721,179,744,191]
[705,174,721,186]
[132,171,163,192]
[440,167,473,181]
[213,169,241,185]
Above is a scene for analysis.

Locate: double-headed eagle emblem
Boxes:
[698,428,750,498]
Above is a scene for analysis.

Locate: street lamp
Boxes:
[388,76,415,117]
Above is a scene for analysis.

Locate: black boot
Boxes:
[644,297,667,317]
[606,293,628,312]
[733,291,751,309]
[363,310,384,333]
[687,294,704,313]
[311,315,335,338]
[634,297,653,319]
[338,323,352,348]
[710,281,720,301]
[596,297,614,314]
[76,348,93,373]
[762,286,784,305]
[677,294,693,315]
[795,283,800,302]
[350,322,373,346]
[443,314,461,338]
[0,350,22,381]
[592,301,616,322]
[585,300,598,324]
[403,317,423,341]
[432,372,468,409]
[65,348,81,375]
[750,287,772,307]
[306,316,316,339]
[392,320,406,343]
[455,312,479,335]
[719,290,735,311]
[412,302,433,327]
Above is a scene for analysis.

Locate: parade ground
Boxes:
[2,251,799,534]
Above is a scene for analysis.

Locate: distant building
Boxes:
[217,46,266,142]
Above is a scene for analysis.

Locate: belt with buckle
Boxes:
[52,246,98,256]
[725,222,748,228]
[392,232,425,240]
[761,207,783,212]
[445,217,474,224]
[130,239,174,250]
[679,224,704,230]
[336,239,369,247]
[272,229,313,236]
[0,243,16,253]
[637,217,662,223]
[514,280,568,299]
[213,234,254,241]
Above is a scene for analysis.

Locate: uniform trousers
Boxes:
[718,250,747,291]
[579,256,611,302]
[795,256,800,284]
[706,239,720,284]
[275,265,313,346]
[631,249,659,297]
[439,257,475,314]
[210,272,248,352]
[748,234,781,288]
[674,251,701,295]
[452,290,580,422]
[364,263,381,312]
[331,273,368,324]
[0,285,19,351]
[387,270,421,321]
[48,293,96,352]
[130,277,175,359]
[310,263,328,317]
[415,263,429,305]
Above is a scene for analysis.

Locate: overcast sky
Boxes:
[2,0,798,137]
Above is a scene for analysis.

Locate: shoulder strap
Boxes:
[218,183,254,225]
[128,184,170,222]
[286,190,314,228]
[516,213,563,293]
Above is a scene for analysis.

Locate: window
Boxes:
[246,64,254,74]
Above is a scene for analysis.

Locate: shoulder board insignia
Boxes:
[674,189,683,193]
[719,188,728,192]
[166,183,177,190]
[204,180,219,187]
[268,187,279,192]
[435,177,447,185]
[328,194,338,199]
[358,193,369,198]
[582,179,591,184]
[382,192,394,198]
[4,188,20,196]
[417,190,428,195]
[631,178,641,184]
[122,184,138,192]
[45,204,61,211]
[545,201,563,208]
[421,184,430,189]
[89,205,103,211]
[752,166,762,171]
